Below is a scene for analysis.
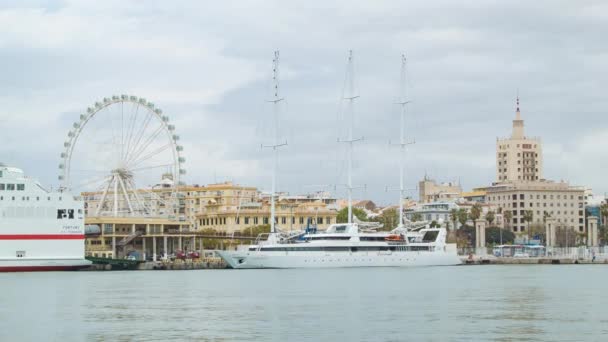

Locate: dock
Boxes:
[461,256,608,265]
[83,256,227,271]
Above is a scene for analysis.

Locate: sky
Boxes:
[1,0,607,205]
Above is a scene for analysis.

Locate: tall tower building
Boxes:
[496,97,543,182]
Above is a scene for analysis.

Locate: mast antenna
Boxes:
[338,50,364,224]
[388,54,415,228]
[262,50,287,234]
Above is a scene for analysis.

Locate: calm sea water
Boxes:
[1,265,607,341]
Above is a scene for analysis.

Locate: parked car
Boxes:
[188,251,200,259]
[175,251,187,260]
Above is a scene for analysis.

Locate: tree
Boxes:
[486,210,495,225]
[523,210,534,239]
[529,223,545,242]
[375,208,398,231]
[450,208,459,230]
[485,227,515,245]
[456,225,475,247]
[241,224,270,237]
[457,208,468,228]
[411,212,423,222]
[336,207,368,223]
[469,203,482,222]
[555,226,576,247]
[600,203,608,228]
[504,210,513,231]
[430,220,440,228]
[543,210,551,223]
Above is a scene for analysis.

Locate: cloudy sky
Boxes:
[1,0,607,204]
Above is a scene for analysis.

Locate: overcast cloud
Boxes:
[1,0,607,204]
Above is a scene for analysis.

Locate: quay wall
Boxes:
[462,257,608,265]
[84,258,227,271]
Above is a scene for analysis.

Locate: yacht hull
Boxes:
[217,249,461,269]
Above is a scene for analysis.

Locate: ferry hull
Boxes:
[217,250,461,269]
[0,259,92,272]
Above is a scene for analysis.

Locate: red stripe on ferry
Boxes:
[0,234,85,240]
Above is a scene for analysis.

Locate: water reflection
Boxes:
[0,266,607,341]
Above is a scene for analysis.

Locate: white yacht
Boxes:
[0,164,91,271]
[217,224,460,268]
[216,51,461,269]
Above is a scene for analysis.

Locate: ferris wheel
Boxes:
[58,95,186,218]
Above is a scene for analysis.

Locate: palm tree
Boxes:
[486,210,495,226]
[543,210,551,223]
[523,210,534,240]
[457,208,468,228]
[504,210,513,231]
[450,208,459,230]
[600,203,608,227]
[469,203,482,222]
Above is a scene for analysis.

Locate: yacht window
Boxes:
[0,184,4,190]
[334,225,347,233]
[17,184,25,191]
[57,209,67,219]
[360,236,386,241]
[68,209,75,219]
[308,236,350,240]
[7,184,15,191]
[422,231,439,242]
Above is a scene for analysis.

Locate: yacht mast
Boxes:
[265,51,286,233]
[396,54,411,228]
[341,50,362,224]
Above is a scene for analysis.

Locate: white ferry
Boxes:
[217,224,461,269]
[0,164,91,272]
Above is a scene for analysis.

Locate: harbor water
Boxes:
[1,266,607,341]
